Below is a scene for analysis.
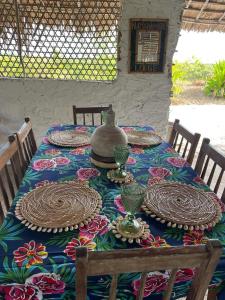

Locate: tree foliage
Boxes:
[204,61,225,98]
[172,57,214,96]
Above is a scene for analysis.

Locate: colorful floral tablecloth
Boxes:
[0,124,225,300]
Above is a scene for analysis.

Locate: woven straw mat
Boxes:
[15,181,102,232]
[48,130,90,147]
[143,181,222,230]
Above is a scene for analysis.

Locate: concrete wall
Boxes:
[0,0,184,144]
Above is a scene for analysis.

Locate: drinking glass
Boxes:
[114,145,129,178]
[119,182,146,235]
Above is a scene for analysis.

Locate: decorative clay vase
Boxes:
[90,105,128,163]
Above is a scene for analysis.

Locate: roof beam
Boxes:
[196,0,210,20]
[186,0,192,8]
[189,0,225,8]
[185,8,225,14]
[183,17,225,25]
[219,12,225,23]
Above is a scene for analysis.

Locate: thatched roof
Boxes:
[0,0,121,40]
[182,0,225,32]
[1,0,224,44]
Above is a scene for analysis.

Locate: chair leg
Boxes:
[207,289,217,300]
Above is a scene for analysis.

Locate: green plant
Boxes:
[172,63,186,95]
[204,61,225,98]
[182,57,213,81]
[172,57,214,97]
[0,54,117,81]
[173,57,213,81]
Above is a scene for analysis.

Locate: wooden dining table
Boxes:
[0,124,225,300]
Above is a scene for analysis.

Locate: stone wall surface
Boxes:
[0,0,184,145]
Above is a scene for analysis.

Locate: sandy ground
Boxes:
[169,85,225,200]
[170,84,225,154]
[169,104,225,154]
[172,83,225,106]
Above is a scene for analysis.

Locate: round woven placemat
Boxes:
[127,130,162,147]
[48,130,90,147]
[142,181,222,230]
[15,181,102,233]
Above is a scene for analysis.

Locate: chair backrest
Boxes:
[169,119,201,164]
[76,240,222,300]
[0,135,24,222]
[16,117,37,174]
[195,138,225,202]
[73,105,111,125]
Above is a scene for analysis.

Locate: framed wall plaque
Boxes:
[129,19,168,73]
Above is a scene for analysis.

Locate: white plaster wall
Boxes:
[0,0,184,144]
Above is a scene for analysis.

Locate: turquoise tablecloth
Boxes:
[0,124,225,300]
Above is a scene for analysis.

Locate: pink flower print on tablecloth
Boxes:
[13,240,48,268]
[79,215,110,238]
[147,177,163,186]
[32,159,56,171]
[53,156,71,166]
[42,136,50,144]
[114,195,126,214]
[77,168,100,181]
[26,273,65,295]
[44,149,61,156]
[0,285,42,300]
[0,273,65,299]
[120,127,134,133]
[75,126,88,132]
[165,147,176,153]
[139,234,168,248]
[166,157,187,168]
[130,147,145,154]
[183,231,207,246]
[127,157,136,165]
[193,176,205,184]
[148,167,172,178]
[175,269,195,283]
[132,272,168,297]
[132,268,192,298]
[64,237,96,261]
[70,148,86,155]
[35,180,52,188]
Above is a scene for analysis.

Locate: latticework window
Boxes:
[0,0,121,81]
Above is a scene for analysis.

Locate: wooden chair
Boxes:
[169,119,201,165]
[15,117,37,174]
[73,105,111,125]
[195,138,225,203]
[0,135,24,223]
[76,240,222,300]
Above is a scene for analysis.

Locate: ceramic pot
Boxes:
[90,105,128,162]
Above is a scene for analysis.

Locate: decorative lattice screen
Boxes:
[0,0,121,81]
